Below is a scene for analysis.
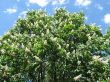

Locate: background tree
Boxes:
[0,8,110,82]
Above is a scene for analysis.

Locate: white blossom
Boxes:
[93,56,109,64]
[25,47,30,52]
[11,43,15,48]
[45,24,48,28]
[28,42,31,47]
[12,52,16,55]
[74,74,82,81]
[106,39,109,42]
[6,31,11,35]
[31,34,36,37]
[71,29,74,32]
[58,44,61,49]
[3,40,7,44]
[50,37,57,41]
[64,49,66,53]
[41,33,44,36]
[34,56,41,62]
[93,55,100,60]
[88,36,92,40]
[101,59,109,64]
[78,61,81,65]
[44,40,47,45]
[4,65,8,71]
[67,52,70,55]
[104,39,110,45]
[7,38,11,42]
[21,43,25,48]
[46,29,49,34]
[66,52,70,58]
[66,44,69,48]
[87,70,91,74]
[0,49,6,54]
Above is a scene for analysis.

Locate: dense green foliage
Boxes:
[0,8,110,82]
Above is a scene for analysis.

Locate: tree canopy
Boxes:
[0,8,110,82]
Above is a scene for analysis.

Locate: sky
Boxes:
[0,0,110,36]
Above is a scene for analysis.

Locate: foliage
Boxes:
[0,8,110,82]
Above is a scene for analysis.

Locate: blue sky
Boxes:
[0,0,110,36]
